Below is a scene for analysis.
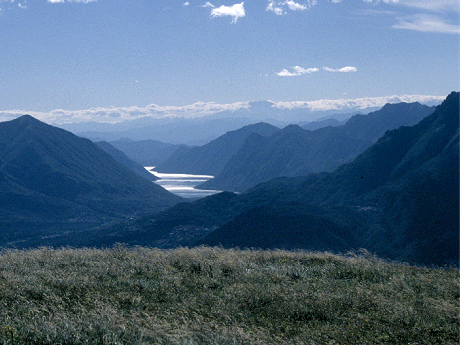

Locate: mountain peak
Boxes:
[281,124,304,132]
[14,114,40,124]
[0,115,182,240]
[9,115,51,133]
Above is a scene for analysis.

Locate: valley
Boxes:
[145,167,220,199]
[0,93,458,267]
[2,1,458,343]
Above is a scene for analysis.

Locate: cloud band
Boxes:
[277,66,357,76]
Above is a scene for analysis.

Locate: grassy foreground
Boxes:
[0,246,458,344]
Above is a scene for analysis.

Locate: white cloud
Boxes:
[277,69,296,76]
[362,0,399,4]
[267,1,316,15]
[0,95,446,125]
[277,66,319,76]
[392,0,459,12]
[393,14,460,34]
[272,94,446,111]
[323,66,358,72]
[362,0,459,11]
[210,2,245,24]
[0,101,250,125]
[183,2,190,6]
[285,1,307,11]
[18,2,26,9]
[266,0,318,16]
[362,0,460,34]
[48,0,97,3]
[267,1,284,15]
[201,1,214,8]
[277,65,356,76]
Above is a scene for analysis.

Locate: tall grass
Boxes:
[0,246,458,344]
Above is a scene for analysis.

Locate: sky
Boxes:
[0,0,458,123]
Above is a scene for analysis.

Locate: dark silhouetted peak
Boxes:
[0,116,181,228]
[379,101,421,111]
[280,124,305,133]
[157,121,279,175]
[445,91,459,102]
[342,101,435,143]
[12,115,47,127]
[16,114,35,121]
[10,114,44,129]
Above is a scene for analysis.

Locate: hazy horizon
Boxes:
[0,93,447,125]
[0,0,458,123]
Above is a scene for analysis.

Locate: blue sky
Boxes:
[0,0,458,122]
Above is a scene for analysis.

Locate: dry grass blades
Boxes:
[0,246,458,344]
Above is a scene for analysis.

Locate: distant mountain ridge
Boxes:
[65,116,256,145]
[91,92,458,266]
[95,141,158,181]
[199,101,435,192]
[56,101,391,145]
[0,115,181,247]
[108,139,184,167]
[201,92,459,265]
[156,122,280,176]
[302,118,346,131]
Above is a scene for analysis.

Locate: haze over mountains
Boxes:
[107,101,434,193]
[0,115,181,247]
[55,101,388,145]
[0,93,457,266]
[88,92,459,266]
[156,122,280,176]
[198,102,435,192]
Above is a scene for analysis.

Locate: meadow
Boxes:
[0,246,458,344]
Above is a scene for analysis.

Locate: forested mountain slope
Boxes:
[94,93,458,266]
[95,141,158,181]
[200,102,435,192]
[0,115,182,247]
[203,92,458,265]
[109,138,184,167]
[156,122,279,176]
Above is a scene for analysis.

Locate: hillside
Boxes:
[202,92,459,265]
[0,115,182,247]
[71,116,255,145]
[302,117,346,131]
[156,122,279,175]
[0,247,457,345]
[108,138,184,167]
[95,93,458,266]
[200,102,435,192]
[58,101,385,144]
[199,124,369,192]
[95,141,158,181]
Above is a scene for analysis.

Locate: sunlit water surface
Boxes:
[145,167,220,199]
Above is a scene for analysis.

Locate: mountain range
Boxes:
[156,122,280,176]
[107,139,184,167]
[91,92,458,266]
[56,101,383,146]
[95,141,158,181]
[60,115,256,146]
[198,101,435,192]
[0,93,457,266]
[0,115,181,247]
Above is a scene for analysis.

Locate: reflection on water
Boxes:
[145,167,220,199]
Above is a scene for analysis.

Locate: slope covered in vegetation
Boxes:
[0,247,458,344]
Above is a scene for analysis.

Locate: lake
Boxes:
[145,167,221,199]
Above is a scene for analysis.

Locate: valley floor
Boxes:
[0,246,458,344]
